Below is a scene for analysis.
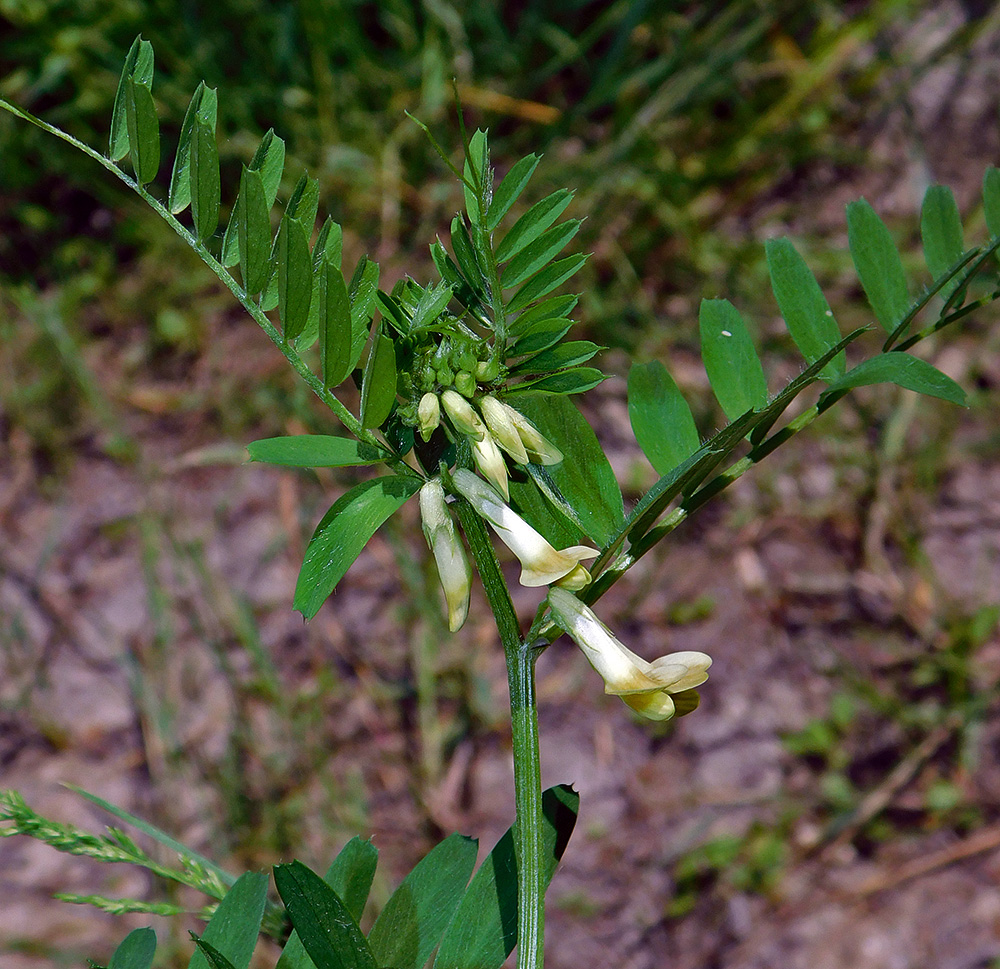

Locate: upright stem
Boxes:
[454,499,546,969]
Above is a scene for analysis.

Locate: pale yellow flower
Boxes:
[547,587,711,721]
[451,469,598,587]
[419,478,472,632]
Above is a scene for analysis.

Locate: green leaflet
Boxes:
[822,352,967,406]
[314,217,343,269]
[318,253,353,388]
[274,862,377,969]
[511,394,623,545]
[221,130,285,267]
[326,837,378,924]
[699,298,767,421]
[846,198,910,332]
[920,185,964,298]
[348,257,380,372]
[125,72,160,185]
[367,834,478,969]
[277,214,313,341]
[294,476,422,620]
[191,940,237,969]
[463,128,490,226]
[109,36,147,161]
[508,473,586,550]
[450,216,489,297]
[286,173,320,232]
[501,220,582,290]
[495,189,574,263]
[433,785,579,969]
[765,237,844,380]
[187,872,268,969]
[512,340,601,375]
[237,165,272,295]
[509,295,579,336]
[510,367,604,395]
[169,81,215,214]
[486,153,539,230]
[359,325,397,429]
[506,254,588,315]
[246,436,386,467]
[190,112,220,242]
[275,844,375,969]
[109,928,157,969]
[627,359,700,476]
[984,167,1000,239]
[509,317,573,357]
[409,279,454,332]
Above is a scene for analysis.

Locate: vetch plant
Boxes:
[1,34,998,969]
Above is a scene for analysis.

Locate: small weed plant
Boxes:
[3,34,1000,969]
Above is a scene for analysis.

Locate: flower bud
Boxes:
[455,371,477,398]
[442,390,485,441]
[479,396,529,465]
[491,401,562,466]
[417,393,440,442]
[472,431,510,499]
[419,478,472,632]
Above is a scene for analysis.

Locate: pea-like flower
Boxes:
[547,587,712,721]
[480,396,562,466]
[417,393,441,442]
[451,469,598,587]
[419,478,472,632]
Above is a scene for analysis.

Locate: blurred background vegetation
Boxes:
[3,2,1000,967]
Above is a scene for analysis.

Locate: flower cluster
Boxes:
[419,391,561,499]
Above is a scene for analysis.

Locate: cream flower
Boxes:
[417,392,441,442]
[471,430,510,499]
[451,469,598,587]
[441,389,484,440]
[478,396,529,465]
[547,587,711,721]
[419,478,472,632]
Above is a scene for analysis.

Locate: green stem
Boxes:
[454,498,545,969]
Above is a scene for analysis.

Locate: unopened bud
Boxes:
[442,389,485,441]
[418,393,440,442]
[479,396,529,465]
[455,371,477,398]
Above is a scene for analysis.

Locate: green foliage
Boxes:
[433,785,579,969]
[108,928,157,969]
[294,477,423,620]
[189,872,269,969]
